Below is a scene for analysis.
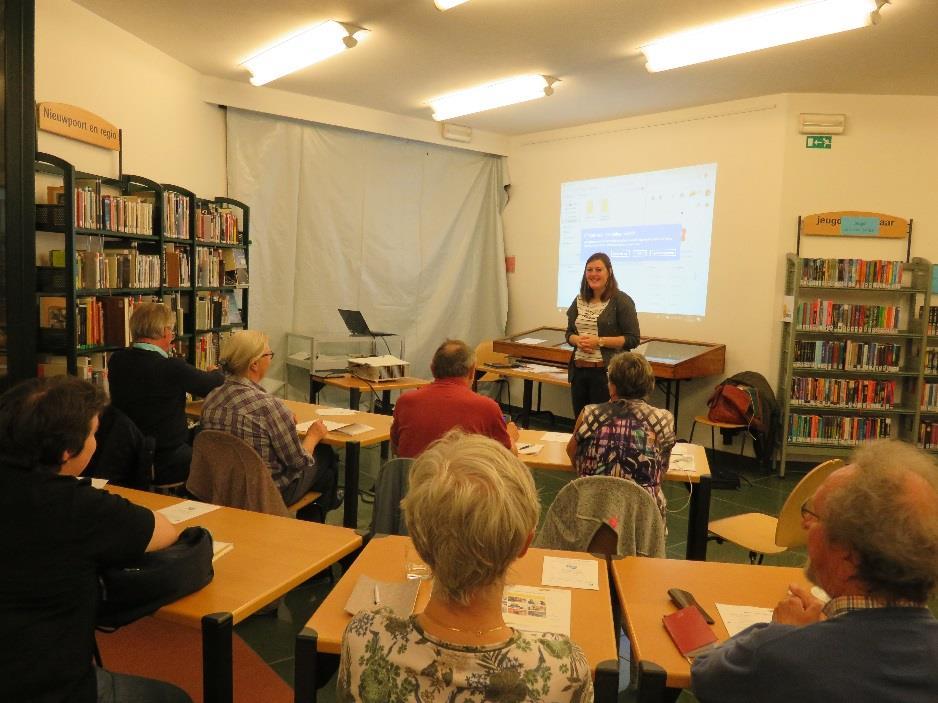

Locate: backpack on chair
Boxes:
[706,380,765,433]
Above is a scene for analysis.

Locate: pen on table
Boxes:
[373,584,380,605]
[518,443,532,451]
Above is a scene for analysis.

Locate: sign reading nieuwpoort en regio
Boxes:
[37,102,120,151]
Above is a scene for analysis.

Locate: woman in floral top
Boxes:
[338,431,593,703]
[567,352,676,519]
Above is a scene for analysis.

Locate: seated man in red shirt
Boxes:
[391,339,518,458]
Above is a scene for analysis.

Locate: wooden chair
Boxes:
[474,340,511,408]
[689,415,748,456]
[708,458,844,563]
[186,430,321,518]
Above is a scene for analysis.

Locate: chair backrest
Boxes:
[774,458,845,547]
[369,457,414,537]
[533,475,666,558]
[84,405,154,489]
[187,430,291,517]
[474,340,509,367]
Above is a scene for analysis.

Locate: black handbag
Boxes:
[97,525,215,629]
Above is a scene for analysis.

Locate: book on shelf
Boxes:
[919,305,938,336]
[795,300,901,333]
[49,249,66,268]
[790,377,896,409]
[163,191,190,239]
[47,185,65,205]
[918,421,938,449]
[800,258,905,289]
[787,413,892,445]
[196,203,239,244]
[163,245,191,288]
[74,178,101,229]
[39,296,67,329]
[792,340,902,372]
[222,248,248,286]
[195,248,226,287]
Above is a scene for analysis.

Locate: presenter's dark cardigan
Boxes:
[565,290,641,419]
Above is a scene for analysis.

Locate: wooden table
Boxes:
[295,535,619,703]
[518,433,713,561]
[105,486,362,703]
[611,557,808,702]
[309,373,429,413]
[187,399,392,530]
[488,329,726,427]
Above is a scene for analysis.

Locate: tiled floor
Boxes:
[234,431,937,703]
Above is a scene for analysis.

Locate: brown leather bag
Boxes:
[706,381,763,431]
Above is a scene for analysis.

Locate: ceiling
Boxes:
[71,0,938,136]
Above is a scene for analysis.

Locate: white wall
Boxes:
[35,0,226,197]
[503,97,790,438]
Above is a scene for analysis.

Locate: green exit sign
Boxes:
[806,135,832,149]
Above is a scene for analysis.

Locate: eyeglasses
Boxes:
[800,498,821,522]
[261,352,275,360]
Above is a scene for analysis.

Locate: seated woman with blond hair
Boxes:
[337,431,593,703]
[200,330,338,509]
[567,351,675,519]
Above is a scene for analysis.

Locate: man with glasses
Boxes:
[109,302,224,484]
[692,439,938,702]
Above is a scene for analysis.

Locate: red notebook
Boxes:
[663,605,718,658]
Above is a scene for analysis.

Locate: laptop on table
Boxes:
[338,309,395,337]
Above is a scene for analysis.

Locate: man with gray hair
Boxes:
[692,439,938,702]
[391,339,518,458]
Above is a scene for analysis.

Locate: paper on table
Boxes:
[316,407,358,416]
[335,423,373,436]
[669,454,697,473]
[288,351,311,361]
[90,478,109,489]
[715,603,774,637]
[212,540,233,561]
[157,500,221,525]
[345,575,420,617]
[519,363,563,374]
[670,443,693,455]
[322,420,352,432]
[541,431,572,443]
[515,337,547,345]
[517,443,544,455]
[541,556,599,590]
[503,585,571,636]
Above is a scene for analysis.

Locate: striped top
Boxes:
[574,297,608,362]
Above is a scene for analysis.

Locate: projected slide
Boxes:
[557,163,717,317]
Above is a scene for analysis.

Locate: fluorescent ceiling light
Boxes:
[435,0,470,9]
[640,0,884,72]
[429,75,557,121]
[241,21,369,86]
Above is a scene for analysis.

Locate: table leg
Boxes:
[202,612,233,703]
[295,627,319,703]
[595,660,619,703]
[381,389,392,415]
[381,439,389,463]
[636,660,671,703]
[685,474,711,561]
[520,379,534,428]
[343,442,361,528]
[672,380,681,427]
[349,388,361,411]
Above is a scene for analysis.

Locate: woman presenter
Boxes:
[565,252,640,420]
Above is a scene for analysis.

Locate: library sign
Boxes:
[37,102,120,151]
[800,211,908,239]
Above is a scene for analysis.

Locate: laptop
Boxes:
[338,309,395,337]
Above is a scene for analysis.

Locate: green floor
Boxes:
[233,438,816,702]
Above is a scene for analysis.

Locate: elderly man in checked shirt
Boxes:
[200,331,339,510]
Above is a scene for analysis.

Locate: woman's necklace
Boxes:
[421,609,510,636]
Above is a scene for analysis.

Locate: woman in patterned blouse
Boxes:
[338,431,593,702]
[567,352,676,518]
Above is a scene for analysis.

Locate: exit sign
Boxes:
[806,135,832,149]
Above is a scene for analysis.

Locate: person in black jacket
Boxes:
[108,302,223,484]
[565,252,640,420]
[0,376,188,703]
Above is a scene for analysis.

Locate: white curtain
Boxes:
[225,108,509,383]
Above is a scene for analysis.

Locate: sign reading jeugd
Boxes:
[37,102,120,151]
